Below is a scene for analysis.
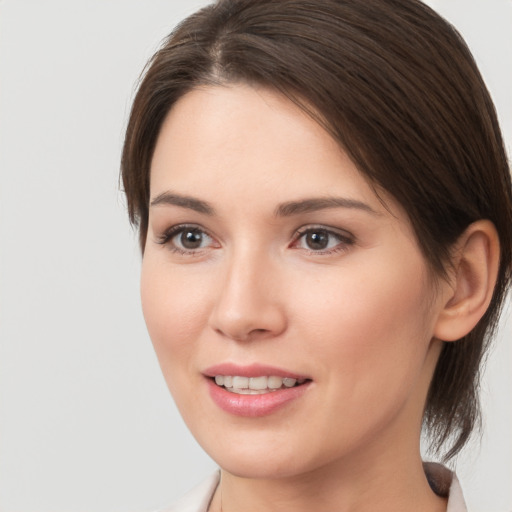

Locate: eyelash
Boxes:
[291,226,355,255]
[156,224,217,256]
[155,224,355,256]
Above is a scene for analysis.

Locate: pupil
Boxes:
[181,229,202,249]
[306,231,328,250]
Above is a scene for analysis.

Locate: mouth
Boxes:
[203,363,312,416]
[212,375,308,394]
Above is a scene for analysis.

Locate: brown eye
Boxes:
[293,227,354,254]
[179,229,205,249]
[157,225,216,253]
[305,230,330,250]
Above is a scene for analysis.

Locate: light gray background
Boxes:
[0,1,510,511]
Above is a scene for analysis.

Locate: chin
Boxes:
[192,426,334,480]
[214,451,313,480]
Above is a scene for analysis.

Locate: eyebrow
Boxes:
[149,191,379,217]
[275,197,379,217]
[150,191,215,215]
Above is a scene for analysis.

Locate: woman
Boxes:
[121,0,512,510]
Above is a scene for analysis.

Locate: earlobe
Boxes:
[434,220,500,342]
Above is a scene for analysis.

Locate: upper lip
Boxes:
[203,362,309,380]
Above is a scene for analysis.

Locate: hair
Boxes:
[121,0,512,460]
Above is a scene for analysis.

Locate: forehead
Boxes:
[150,84,386,212]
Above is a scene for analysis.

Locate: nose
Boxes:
[208,250,287,342]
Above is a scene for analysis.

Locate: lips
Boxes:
[214,375,306,394]
[203,363,311,416]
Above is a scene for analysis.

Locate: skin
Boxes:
[141,84,453,512]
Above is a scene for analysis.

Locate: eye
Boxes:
[293,227,354,254]
[175,228,209,250]
[157,225,217,254]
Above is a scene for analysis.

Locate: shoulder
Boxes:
[156,471,220,512]
[423,462,467,512]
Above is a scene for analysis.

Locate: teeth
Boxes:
[214,375,305,393]
[268,376,282,389]
[249,376,268,390]
[232,376,249,389]
[227,388,269,395]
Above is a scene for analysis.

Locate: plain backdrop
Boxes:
[0,1,510,511]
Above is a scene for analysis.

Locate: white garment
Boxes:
[159,472,219,512]
[159,463,467,512]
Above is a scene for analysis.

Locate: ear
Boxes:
[434,220,500,342]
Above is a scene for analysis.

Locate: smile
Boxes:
[204,364,312,416]
[214,375,307,394]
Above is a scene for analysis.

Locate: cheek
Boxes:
[295,256,432,395]
[301,257,429,336]
[289,264,434,456]
[140,257,210,368]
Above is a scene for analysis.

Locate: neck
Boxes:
[212,452,447,512]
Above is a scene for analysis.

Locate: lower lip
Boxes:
[206,378,310,417]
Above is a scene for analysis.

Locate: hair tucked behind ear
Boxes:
[121,0,512,460]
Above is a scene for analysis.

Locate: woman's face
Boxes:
[142,84,447,479]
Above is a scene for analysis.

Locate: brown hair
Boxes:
[121,0,512,460]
